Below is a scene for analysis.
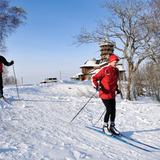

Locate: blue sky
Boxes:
[5,0,110,84]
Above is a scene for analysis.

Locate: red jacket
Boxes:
[91,65,119,99]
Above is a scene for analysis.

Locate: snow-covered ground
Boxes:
[0,81,160,160]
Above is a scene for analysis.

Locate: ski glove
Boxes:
[10,60,14,65]
[116,88,121,94]
[96,86,101,91]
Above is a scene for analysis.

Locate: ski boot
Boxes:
[103,123,113,136]
[110,122,120,135]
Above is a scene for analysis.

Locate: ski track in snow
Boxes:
[0,81,159,160]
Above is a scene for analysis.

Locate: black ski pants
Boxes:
[102,99,116,123]
[0,72,3,95]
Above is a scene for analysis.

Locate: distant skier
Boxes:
[91,54,121,135]
[0,55,14,97]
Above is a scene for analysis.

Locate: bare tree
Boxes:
[147,0,160,71]
[73,0,158,100]
[0,0,27,53]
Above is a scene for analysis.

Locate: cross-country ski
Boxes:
[87,126,159,151]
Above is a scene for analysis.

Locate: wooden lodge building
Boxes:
[71,27,126,82]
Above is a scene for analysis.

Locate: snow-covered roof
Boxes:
[99,41,113,47]
[80,60,99,68]
[80,59,125,71]
[81,60,109,68]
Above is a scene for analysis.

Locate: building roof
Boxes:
[80,59,125,72]
[80,60,99,68]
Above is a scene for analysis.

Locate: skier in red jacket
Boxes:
[0,55,14,97]
[91,54,121,135]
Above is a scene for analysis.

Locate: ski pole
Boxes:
[12,64,20,102]
[68,91,97,124]
[95,109,106,124]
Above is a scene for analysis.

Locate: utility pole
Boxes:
[60,71,61,81]
[21,77,23,84]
